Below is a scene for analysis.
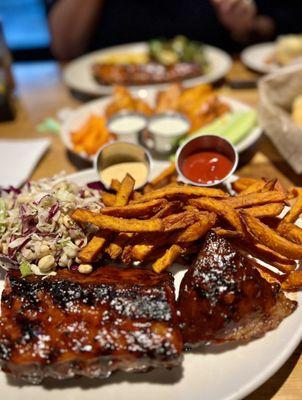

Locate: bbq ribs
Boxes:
[178,232,297,346]
[0,266,182,383]
[0,232,297,383]
[92,62,202,86]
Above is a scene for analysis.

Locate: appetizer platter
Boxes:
[63,39,232,96]
[241,35,302,74]
[1,159,302,400]
[61,83,261,160]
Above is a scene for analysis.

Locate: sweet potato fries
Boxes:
[71,171,302,290]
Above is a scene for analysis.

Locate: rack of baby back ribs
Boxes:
[1,165,302,383]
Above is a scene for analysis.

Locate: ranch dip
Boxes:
[108,114,147,135]
[148,114,190,136]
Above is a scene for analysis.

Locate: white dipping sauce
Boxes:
[100,162,148,189]
[149,115,189,136]
[108,114,147,134]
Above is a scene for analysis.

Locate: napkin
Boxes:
[0,138,50,187]
[259,64,302,174]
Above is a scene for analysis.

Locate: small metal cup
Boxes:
[94,141,152,190]
[147,112,190,154]
[175,134,238,187]
[107,111,148,144]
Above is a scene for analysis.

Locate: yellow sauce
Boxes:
[100,162,148,189]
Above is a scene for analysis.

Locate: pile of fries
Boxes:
[71,115,112,156]
[71,166,302,291]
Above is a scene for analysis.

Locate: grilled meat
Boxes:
[92,62,202,86]
[178,232,297,346]
[0,266,182,383]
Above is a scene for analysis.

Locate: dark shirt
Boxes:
[45,0,302,53]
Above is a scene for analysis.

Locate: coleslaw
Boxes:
[0,175,103,276]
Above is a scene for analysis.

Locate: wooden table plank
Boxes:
[1,60,301,399]
[1,62,79,179]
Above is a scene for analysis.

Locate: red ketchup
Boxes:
[182,151,233,185]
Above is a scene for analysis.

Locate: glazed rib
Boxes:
[92,62,202,86]
[0,266,182,383]
[177,231,297,346]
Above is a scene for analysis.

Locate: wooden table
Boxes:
[1,60,302,399]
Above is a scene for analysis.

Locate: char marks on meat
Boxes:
[0,266,182,383]
[178,232,297,346]
[92,62,202,86]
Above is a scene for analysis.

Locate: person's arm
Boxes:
[48,0,105,60]
[211,0,275,44]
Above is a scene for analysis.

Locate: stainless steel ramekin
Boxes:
[147,112,190,154]
[107,111,148,144]
[94,141,152,190]
[175,134,238,187]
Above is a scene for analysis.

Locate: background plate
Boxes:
[60,90,262,161]
[241,42,278,74]
[0,169,301,400]
[63,42,232,96]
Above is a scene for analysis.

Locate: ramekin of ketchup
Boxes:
[176,135,238,187]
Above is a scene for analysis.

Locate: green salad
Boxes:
[148,35,208,70]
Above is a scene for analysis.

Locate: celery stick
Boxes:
[194,111,257,144]
[221,111,257,144]
[177,110,257,151]
[193,113,234,136]
[178,113,236,147]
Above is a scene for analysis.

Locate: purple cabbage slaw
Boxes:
[0,175,103,276]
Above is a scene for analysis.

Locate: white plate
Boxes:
[60,90,262,161]
[63,42,232,96]
[241,42,279,74]
[0,168,301,400]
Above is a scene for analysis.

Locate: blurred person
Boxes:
[45,0,278,60]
